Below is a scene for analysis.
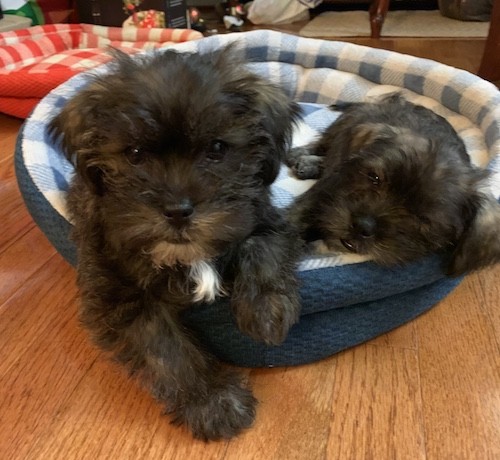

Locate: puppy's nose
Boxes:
[164,199,194,227]
[351,215,377,238]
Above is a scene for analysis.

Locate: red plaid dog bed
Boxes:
[0,23,203,118]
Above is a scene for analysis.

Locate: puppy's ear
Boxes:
[350,123,429,153]
[447,192,500,276]
[49,51,143,195]
[49,91,105,195]
[217,48,300,185]
[252,81,300,185]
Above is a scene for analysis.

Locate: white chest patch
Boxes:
[189,260,225,303]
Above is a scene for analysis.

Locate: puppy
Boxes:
[286,94,500,275]
[50,49,301,440]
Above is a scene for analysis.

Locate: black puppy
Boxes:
[50,49,301,440]
[286,94,500,274]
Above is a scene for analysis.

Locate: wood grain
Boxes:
[0,29,498,460]
[326,345,425,460]
[0,226,57,306]
[417,277,500,460]
[226,362,337,460]
[0,182,36,253]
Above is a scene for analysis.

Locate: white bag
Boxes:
[247,0,322,25]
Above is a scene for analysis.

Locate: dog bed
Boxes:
[15,30,500,367]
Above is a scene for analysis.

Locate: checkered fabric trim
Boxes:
[21,30,500,271]
[0,23,203,118]
[0,23,203,72]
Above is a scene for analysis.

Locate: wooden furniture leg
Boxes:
[370,0,390,38]
[478,0,500,82]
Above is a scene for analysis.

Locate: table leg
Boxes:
[369,0,390,38]
[478,0,500,82]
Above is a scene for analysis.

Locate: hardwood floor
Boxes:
[1,33,499,459]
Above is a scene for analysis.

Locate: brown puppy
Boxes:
[50,49,301,440]
[286,94,500,274]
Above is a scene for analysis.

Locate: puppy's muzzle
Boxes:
[342,214,377,252]
[351,214,377,238]
[164,199,194,229]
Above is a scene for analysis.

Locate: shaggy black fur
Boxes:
[286,94,500,274]
[50,48,302,440]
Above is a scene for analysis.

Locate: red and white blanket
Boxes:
[0,23,203,118]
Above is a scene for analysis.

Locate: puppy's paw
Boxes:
[172,374,257,441]
[292,155,324,180]
[233,290,300,346]
[285,146,310,165]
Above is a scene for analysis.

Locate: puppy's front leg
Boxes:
[82,297,256,441]
[230,215,301,345]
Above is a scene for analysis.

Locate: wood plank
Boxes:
[417,275,500,460]
[476,264,500,345]
[326,344,426,460]
[0,115,22,163]
[0,255,76,375]
[0,286,98,459]
[0,115,34,250]
[0,181,36,253]
[225,361,336,460]
[0,155,16,185]
[25,355,228,460]
[0,226,57,306]
[368,321,418,350]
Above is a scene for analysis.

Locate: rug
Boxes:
[299,10,490,38]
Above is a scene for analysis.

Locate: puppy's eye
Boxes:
[125,146,144,165]
[206,140,228,162]
[366,171,381,186]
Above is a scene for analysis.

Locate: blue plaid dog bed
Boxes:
[15,30,500,367]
